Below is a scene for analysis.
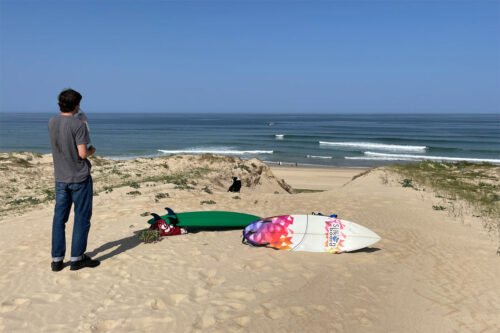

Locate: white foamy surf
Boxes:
[306,155,333,159]
[346,152,500,164]
[158,148,273,155]
[319,141,427,153]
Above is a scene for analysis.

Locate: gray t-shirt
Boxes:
[48,115,91,183]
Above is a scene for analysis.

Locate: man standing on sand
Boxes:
[48,89,100,272]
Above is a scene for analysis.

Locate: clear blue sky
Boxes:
[1,0,499,113]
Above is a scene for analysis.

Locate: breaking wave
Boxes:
[306,155,333,159]
[319,141,427,153]
[345,152,500,164]
[158,148,273,155]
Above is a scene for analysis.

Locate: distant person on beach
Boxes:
[228,177,242,193]
[48,88,99,272]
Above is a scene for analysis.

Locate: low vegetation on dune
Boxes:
[388,161,500,235]
[0,152,293,218]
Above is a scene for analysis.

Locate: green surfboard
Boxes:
[148,208,261,229]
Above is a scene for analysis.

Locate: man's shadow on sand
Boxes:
[86,228,240,262]
[87,231,143,262]
[87,231,381,261]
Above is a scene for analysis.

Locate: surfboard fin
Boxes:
[148,213,165,226]
[164,207,179,226]
[150,213,163,221]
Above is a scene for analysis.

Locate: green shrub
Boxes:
[43,189,55,201]
[155,193,169,200]
[201,200,216,205]
[127,190,142,196]
[127,181,140,189]
[401,179,414,188]
[138,229,161,243]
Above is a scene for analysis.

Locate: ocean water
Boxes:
[0,113,499,167]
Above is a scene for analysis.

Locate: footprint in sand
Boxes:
[255,281,274,294]
[186,268,202,281]
[353,308,373,327]
[36,293,63,303]
[312,304,328,312]
[199,269,217,279]
[225,290,256,301]
[282,263,302,272]
[215,311,234,320]
[209,252,229,262]
[149,298,167,310]
[194,310,216,329]
[70,271,91,280]
[237,259,270,272]
[0,298,31,313]
[190,249,202,256]
[206,276,226,288]
[264,307,285,320]
[168,293,187,306]
[290,306,308,317]
[233,316,251,327]
[191,286,209,298]
[54,276,72,287]
[200,269,226,288]
[133,316,174,330]
[226,301,246,311]
[271,277,284,287]
[301,271,316,279]
[118,270,131,279]
[91,319,124,332]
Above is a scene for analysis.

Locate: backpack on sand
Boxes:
[150,213,187,236]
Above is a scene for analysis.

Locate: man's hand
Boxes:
[77,144,96,159]
[88,145,96,156]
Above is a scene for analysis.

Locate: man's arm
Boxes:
[77,144,96,160]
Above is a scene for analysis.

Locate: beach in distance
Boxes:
[0,151,499,333]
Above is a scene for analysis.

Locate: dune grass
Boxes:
[389,161,500,226]
[293,189,326,194]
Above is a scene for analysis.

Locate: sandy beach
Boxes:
[0,152,499,333]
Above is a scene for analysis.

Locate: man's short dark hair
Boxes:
[58,89,82,112]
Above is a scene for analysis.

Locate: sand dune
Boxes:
[0,153,499,332]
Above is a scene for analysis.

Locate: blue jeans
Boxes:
[52,176,93,262]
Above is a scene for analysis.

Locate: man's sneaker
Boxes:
[70,254,100,271]
[51,260,64,272]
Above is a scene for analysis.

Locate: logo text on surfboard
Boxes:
[325,219,346,253]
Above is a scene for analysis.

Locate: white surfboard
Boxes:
[243,214,381,253]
